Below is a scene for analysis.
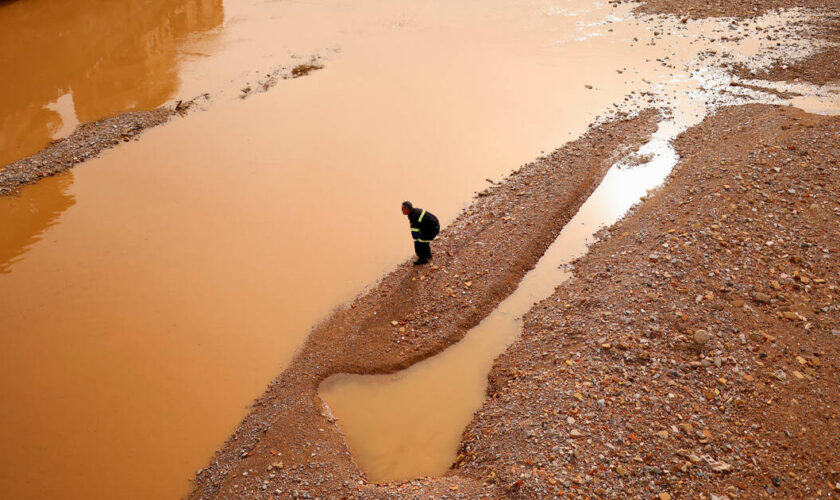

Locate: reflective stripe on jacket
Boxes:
[407,207,440,241]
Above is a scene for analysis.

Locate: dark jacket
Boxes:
[407,207,439,241]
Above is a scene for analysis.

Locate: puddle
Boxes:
[317,8,840,485]
[1,0,838,498]
[319,120,683,482]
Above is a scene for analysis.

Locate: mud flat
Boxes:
[625,0,840,85]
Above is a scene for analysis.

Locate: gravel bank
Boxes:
[0,108,172,196]
[460,103,840,499]
[187,111,661,499]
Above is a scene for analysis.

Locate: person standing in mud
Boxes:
[402,201,440,265]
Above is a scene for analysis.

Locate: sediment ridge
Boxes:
[187,110,661,499]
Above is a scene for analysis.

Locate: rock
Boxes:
[693,329,711,346]
[774,369,787,381]
[570,429,582,438]
[753,292,771,303]
[660,493,672,500]
[704,456,733,473]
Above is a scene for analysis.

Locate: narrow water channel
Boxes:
[318,88,840,482]
[318,121,682,482]
[0,0,835,498]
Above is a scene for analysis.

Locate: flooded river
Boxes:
[0,0,836,498]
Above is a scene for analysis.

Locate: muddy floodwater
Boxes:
[0,0,836,498]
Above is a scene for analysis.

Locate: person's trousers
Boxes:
[414,240,432,261]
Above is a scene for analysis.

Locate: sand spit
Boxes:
[187,111,661,499]
[0,60,324,196]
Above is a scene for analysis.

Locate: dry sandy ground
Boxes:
[187,1,840,498]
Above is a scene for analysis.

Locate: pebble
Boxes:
[692,329,711,346]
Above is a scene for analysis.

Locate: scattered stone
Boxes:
[692,329,711,346]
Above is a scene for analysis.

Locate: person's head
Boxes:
[401,201,412,215]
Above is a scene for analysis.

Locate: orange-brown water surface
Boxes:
[0,0,224,167]
[1,0,836,498]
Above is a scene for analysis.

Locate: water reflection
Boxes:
[0,172,76,274]
[0,0,224,167]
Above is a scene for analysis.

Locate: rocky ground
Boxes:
[188,107,838,500]
[627,0,840,86]
[187,111,660,499]
[185,1,839,498]
[0,60,324,196]
[459,103,840,499]
[5,0,835,497]
[0,107,172,196]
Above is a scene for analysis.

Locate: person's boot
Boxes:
[413,258,428,265]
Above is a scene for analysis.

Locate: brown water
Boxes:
[0,0,224,167]
[316,9,840,484]
[1,0,836,498]
[318,121,682,482]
